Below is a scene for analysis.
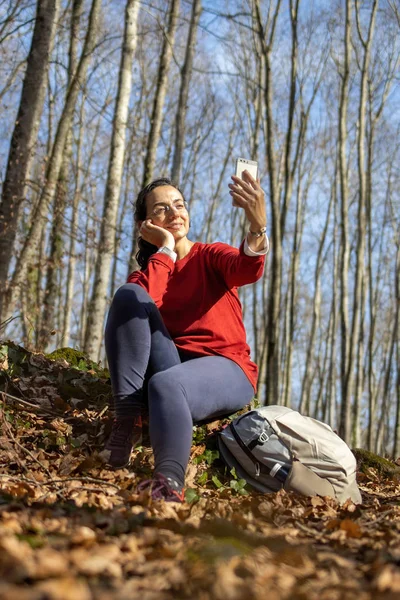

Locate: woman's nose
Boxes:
[167,205,180,215]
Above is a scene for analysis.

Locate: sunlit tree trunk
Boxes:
[0,0,60,322]
[299,191,333,413]
[142,0,180,187]
[342,0,378,444]
[84,0,139,360]
[4,0,102,326]
[254,0,282,405]
[171,0,202,183]
[126,0,180,275]
[338,0,352,442]
[393,244,400,458]
[39,0,83,349]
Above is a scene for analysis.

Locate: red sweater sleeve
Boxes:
[208,240,265,288]
[126,252,174,307]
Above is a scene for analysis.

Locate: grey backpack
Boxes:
[218,405,361,504]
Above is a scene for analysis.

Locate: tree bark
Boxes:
[341,0,377,443]
[3,0,102,326]
[0,0,60,321]
[299,189,333,413]
[338,0,352,442]
[141,0,180,187]
[84,0,139,360]
[39,0,84,349]
[254,0,282,405]
[171,0,202,183]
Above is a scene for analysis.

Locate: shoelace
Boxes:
[137,475,183,502]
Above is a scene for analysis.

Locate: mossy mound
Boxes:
[47,347,109,379]
[353,448,400,479]
[0,340,112,410]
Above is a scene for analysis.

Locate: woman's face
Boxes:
[145,185,190,241]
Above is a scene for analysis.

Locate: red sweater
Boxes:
[127,241,265,391]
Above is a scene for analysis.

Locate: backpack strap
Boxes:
[229,422,261,476]
[229,420,276,476]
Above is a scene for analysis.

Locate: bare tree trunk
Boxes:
[352,274,365,447]
[282,162,306,407]
[299,190,333,413]
[142,0,180,187]
[326,192,339,429]
[3,0,102,325]
[0,0,60,321]
[39,0,84,349]
[125,0,180,275]
[60,100,84,348]
[393,244,400,458]
[171,0,202,183]
[254,0,282,405]
[338,0,352,442]
[341,0,378,444]
[84,0,139,360]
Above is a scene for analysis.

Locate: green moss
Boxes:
[46,347,109,378]
[352,448,400,479]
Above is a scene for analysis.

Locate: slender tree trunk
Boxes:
[342,0,378,443]
[141,0,180,187]
[39,0,84,349]
[3,0,102,325]
[171,0,202,183]
[326,183,339,428]
[0,0,60,321]
[352,274,365,447]
[60,99,84,348]
[393,244,400,458]
[84,0,139,360]
[126,0,180,275]
[254,0,282,405]
[300,191,332,413]
[283,163,306,407]
[338,0,352,442]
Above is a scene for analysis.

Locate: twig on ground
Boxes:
[1,391,56,416]
[0,472,120,490]
[40,476,120,490]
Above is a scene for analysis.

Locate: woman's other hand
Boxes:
[139,220,175,250]
[228,171,267,233]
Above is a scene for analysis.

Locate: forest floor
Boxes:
[0,342,399,600]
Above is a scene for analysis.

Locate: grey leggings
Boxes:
[105,283,254,486]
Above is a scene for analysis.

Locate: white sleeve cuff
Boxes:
[156,246,177,262]
[244,235,269,256]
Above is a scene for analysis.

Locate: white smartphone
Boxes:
[233,157,258,206]
[235,157,258,181]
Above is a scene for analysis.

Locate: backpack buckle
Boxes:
[258,431,269,444]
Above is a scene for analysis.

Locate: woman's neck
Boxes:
[174,236,194,260]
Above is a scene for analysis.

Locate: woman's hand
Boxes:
[139,220,175,250]
[228,170,267,232]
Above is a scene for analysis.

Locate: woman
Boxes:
[100,171,268,502]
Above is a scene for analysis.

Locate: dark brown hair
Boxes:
[134,177,185,270]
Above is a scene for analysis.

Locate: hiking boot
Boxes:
[137,472,184,503]
[99,415,142,468]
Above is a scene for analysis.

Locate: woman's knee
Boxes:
[112,283,150,307]
[148,370,183,405]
